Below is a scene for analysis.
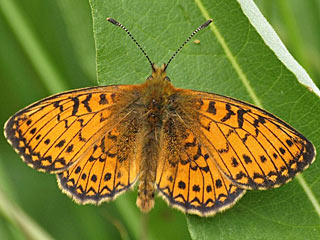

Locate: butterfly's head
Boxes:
[149,63,169,82]
[142,63,175,104]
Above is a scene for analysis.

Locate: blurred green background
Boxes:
[0,0,319,239]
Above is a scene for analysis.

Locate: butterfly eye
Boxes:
[165,76,171,82]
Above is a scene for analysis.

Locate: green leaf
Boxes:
[91,0,320,239]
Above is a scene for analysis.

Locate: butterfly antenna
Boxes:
[164,19,213,71]
[107,18,155,71]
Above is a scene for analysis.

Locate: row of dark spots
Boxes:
[230,147,286,168]
[29,127,59,147]
[53,140,73,154]
[177,179,222,192]
[231,154,252,167]
[271,146,287,159]
[27,119,90,150]
[72,93,102,114]
[77,172,101,184]
[74,165,112,183]
[60,93,112,117]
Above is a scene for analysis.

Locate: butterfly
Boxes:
[4,18,315,217]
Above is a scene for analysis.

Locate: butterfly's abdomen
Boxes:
[136,127,159,212]
[135,110,163,212]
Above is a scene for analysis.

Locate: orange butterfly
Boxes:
[4,18,315,216]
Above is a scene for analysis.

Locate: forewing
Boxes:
[156,117,245,217]
[4,85,132,173]
[191,90,315,189]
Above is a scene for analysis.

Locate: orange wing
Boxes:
[57,116,141,204]
[156,118,245,216]
[190,90,316,190]
[4,86,132,173]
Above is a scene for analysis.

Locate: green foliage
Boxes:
[0,0,319,239]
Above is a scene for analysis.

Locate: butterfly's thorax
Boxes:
[140,65,177,123]
[135,64,178,212]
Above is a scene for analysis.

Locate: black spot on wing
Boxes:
[206,101,216,114]
[237,109,250,128]
[81,93,92,112]
[178,181,186,190]
[99,94,108,105]
[221,104,235,122]
[71,97,79,115]
[55,139,66,148]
